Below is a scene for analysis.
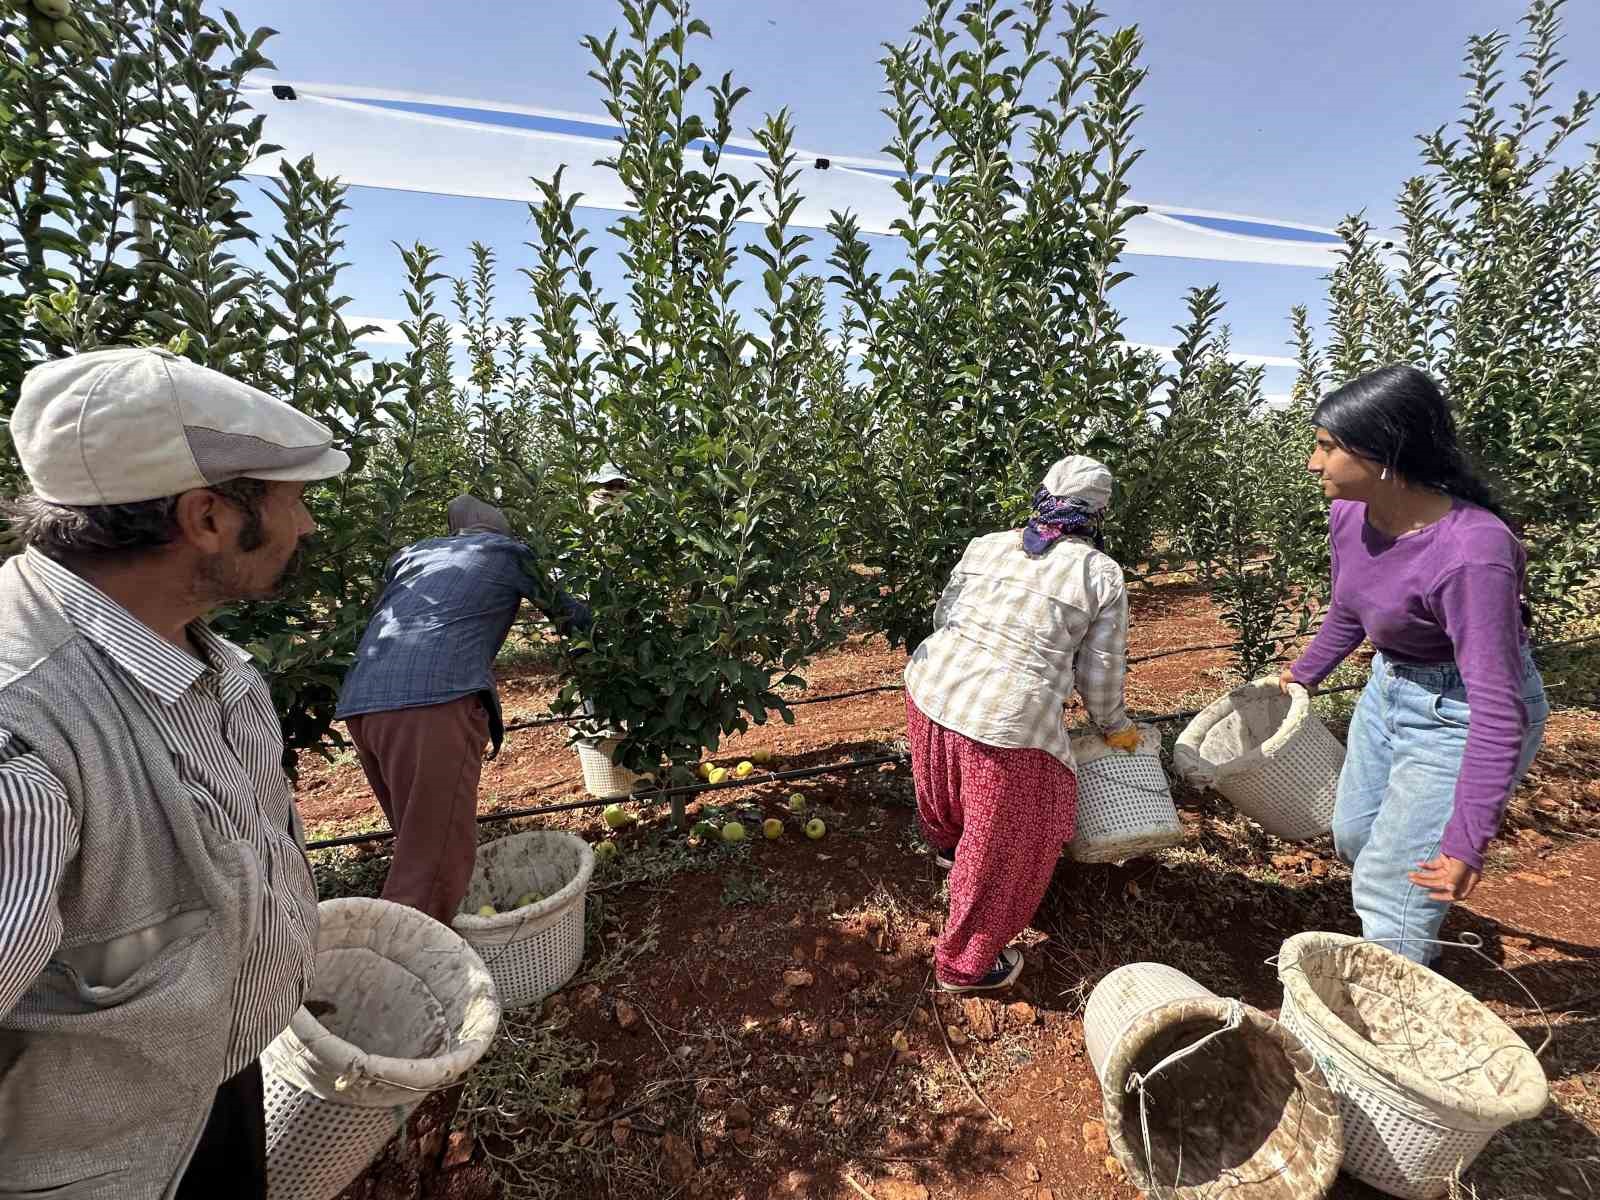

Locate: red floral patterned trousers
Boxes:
[906,694,1078,985]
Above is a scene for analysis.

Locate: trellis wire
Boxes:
[305,632,1597,852]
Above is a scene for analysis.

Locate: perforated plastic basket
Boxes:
[262,898,501,1200]
[574,735,642,799]
[1277,932,1548,1199]
[1067,725,1184,863]
[452,830,594,1010]
[1174,680,1344,841]
[1085,962,1219,1085]
[1087,963,1342,1199]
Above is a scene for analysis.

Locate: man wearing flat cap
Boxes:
[336,493,589,927]
[0,348,348,1198]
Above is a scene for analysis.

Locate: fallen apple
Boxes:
[593,841,618,862]
[763,818,783,839]
[514,891,544,909]
[750,749,774,765]
[721,821,747,843]
[697,762,713,781]
[602,803,632,829]
[787,794,807,813]
[476,904,498,917]
[707,767,729,785]
[805,818,826,840]
[733,760,754,779]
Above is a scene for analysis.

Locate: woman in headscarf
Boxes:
[904,456,1140,993]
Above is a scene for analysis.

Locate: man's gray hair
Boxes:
[1,477,270,560]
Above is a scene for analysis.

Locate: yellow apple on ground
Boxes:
[805,818,826,840]
[763,818,784,839]
[788,793,806,813]
[751,749,774,765]
[708,767,729,784]
[734,760,754,779]
[593,842,618,862]
[721,821,747,843]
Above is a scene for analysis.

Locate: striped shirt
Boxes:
[904,530,1132,768]
[0,551,316,1075]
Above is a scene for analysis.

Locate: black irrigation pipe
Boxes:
[307,631,1600,853]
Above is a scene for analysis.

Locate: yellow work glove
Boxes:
[1101,726,1142,754]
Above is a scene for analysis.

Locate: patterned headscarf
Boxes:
[1022,489,1104,556]
[1022,455,1113,556]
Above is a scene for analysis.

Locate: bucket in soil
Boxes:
[262,898,500,1200]
[1174,679,1343,841]
[1276,932,1549,1200]
[1067,724,1184,863]
[574,734,643,798]
[1087,963,1342,1199]
[453,829,594,1010]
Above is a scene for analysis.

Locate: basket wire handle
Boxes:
[1266,932,1554,1061]
[1123,999,1246,1200]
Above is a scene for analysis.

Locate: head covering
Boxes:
[1023,455,1114,556]
[446,494,511,536]
[12,346,349,505]
[1040,455,1114,510]
[586,463,629,487]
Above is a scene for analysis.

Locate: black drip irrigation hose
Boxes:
[305,631,1600,853]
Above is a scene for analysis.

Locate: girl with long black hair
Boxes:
[1282,364,1548,963]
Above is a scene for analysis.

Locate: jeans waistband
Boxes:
[1375,642,1536,688]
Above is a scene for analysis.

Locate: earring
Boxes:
[1380,467,1389,481]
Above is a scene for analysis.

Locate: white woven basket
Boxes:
[1087,964,1342,1198]
[1277,932,1548,1200]
[262,898,501,1200]
[1086,962,1220,1084]
[452,830,594,1010]
[1067,725,1184,864]
[574,735,642,799]
[1174,679,1344,841]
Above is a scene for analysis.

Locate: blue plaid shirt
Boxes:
[335,532,588,750]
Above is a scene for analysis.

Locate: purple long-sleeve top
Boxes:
[1289,499,1530,870]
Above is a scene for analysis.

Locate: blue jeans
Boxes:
[1332,647,1548,964]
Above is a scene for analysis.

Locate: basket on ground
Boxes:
[1086,962,1342,1199]
[1067,724,1184,863]
[452,830,594,1010]
[1276,932,1548,1200]
[574,734,643,798]
[263,898,500,1200]
[1174,679,1343,840]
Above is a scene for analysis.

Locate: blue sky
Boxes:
[226,0,1600,396]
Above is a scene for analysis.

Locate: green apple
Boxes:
[805,818,826,840]
[787,794,806,813]
[33,0,72,19]
[733,760,755,779]
[763,817,784,839]
[476,903,498,917]
[721,821,747,843]
[751,749,774,765]
[602,803,632,829]
[593,841,618,862]
[514,891,543,909]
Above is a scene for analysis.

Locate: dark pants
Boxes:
[177,1060,266,1199]
[347,694,489,925]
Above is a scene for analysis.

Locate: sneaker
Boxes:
[933,845,956,871]
[936,947,1024,993]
